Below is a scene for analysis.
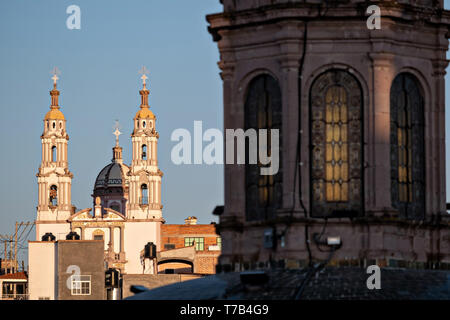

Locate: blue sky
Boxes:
[0,1,450,262]
[0,0,224,248]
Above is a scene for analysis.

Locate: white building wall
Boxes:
[114,227,121,253]
[124,221,160,274]
[28,242,56,300]
[36,223,71,241]
[84,227,110,250]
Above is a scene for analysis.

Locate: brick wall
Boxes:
[194,253,219,274]
[161,224,221,274]
[161,224,220,250]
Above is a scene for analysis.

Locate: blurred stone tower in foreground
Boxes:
[207,0,450,269]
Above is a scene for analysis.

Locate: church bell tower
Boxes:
[207,0,450,266]
[36,69,73,240]
[127,67,163,220]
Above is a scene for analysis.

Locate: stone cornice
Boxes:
[126,218,165,223]
[432,58,450,76]
[131,128,159,138]
[218,215,450,233]
[127,168,163,177]
[71,221,125,228]
[207,3,450,41]
[36,168,73,178]
[41,133,69,140]
[36,220,68,224]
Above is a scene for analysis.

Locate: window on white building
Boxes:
[70,275,91,295]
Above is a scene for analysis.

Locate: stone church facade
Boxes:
[35,74,163,275]
[30,72,221,299]
[207,0,450,268]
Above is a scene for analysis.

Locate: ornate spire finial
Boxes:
[112,120,123,163]
[138,65,149,89]
[138,66,150,107]
[113,120,122,146]
[49,67,61,107]
[51,67,61,88]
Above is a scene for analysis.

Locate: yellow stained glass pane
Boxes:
[326,124,333,142]
[333,183,340,201]
[259,187,268,206]
[326,88,333,103]
[326,104,333,122]
[333,105,340,122]
[334,87,340,103]
[326,183,333,201]
[323,85,350,203]
[334,165,341,180]
[334,144,341,161]
[333,124,340,141]
[325,143,332,161]
[401,184,407,202]
[398,167,405,183]
[326,163,333,180]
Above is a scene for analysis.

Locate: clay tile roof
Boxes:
[0,271,27,280]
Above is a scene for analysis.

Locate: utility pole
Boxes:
[14,222,18,272]
[10,235,13,272]
[0,222,35,274]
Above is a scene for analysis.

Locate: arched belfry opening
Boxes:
[49,185,58,207]
[51,146,57,162]
[142,145,147,160]
[141,184,149,205]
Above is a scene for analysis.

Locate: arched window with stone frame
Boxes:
[309,69,364,218]
[93,229,104,241]
[244,74,282,221]
[390,73,425,219]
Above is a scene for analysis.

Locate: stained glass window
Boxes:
[245,74,282,221]
[310,70,363,217]
[390,73,425,219]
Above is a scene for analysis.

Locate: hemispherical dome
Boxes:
[94,162,127,190]
[134,107,155,119]
[44,108,65,120]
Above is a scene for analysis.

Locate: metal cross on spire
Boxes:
[50,67,61,86]
[138,65,149,88]
[113,120,122,146]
